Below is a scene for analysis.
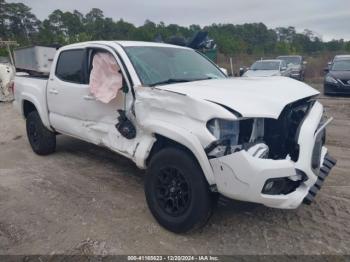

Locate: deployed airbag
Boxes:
[89,52,123,103]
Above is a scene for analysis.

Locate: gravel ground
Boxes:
[0,87,349,255]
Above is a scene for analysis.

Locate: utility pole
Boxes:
[0,40,18,65]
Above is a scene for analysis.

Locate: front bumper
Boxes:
[209,101,336,209]
[324,82,350,95]
[290,71,301,79]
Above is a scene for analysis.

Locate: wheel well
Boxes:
[146,134,199,167]
[146,134,215,191]
[23,100,37,118]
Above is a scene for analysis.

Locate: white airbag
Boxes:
[89,52,123,103]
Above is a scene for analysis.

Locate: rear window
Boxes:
[55,49,85,84]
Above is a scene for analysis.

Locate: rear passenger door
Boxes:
[47,48,92,137]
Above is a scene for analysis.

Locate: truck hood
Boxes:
[156,77,319,119]
[288,64,302,70]
[329,70,350,80]
[243,70,280,77]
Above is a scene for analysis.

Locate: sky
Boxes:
[8,0,350,41]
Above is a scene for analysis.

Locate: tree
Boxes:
[1,1,40,44]
[1,0,349,56]
[85,8,105,40]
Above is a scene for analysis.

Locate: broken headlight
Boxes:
[205,118,240,157]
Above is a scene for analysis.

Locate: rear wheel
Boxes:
[26,111,56,155]
[145,147,213,233]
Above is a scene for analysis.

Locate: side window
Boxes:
[56,49,85,84]
[88,49,128,92]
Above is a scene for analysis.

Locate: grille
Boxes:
[339,79,350,86]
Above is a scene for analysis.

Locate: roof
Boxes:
[334,54,350,61]
[255,59,283,63]
[61,40,190,50]
[277,55,302,58]
[116,41,189,49]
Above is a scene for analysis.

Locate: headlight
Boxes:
[325,75,338,84]
[206,119,240,157]
[206,118,239,144]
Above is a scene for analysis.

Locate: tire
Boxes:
[145,147,213,233]
[26,111,56,155]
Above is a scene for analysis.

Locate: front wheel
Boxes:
[26,111,56,155]
[145,147,213,233]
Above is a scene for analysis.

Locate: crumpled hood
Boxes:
[156,77,319,119]
[243,70,280,77]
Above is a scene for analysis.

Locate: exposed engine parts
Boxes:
[206,97,317,161]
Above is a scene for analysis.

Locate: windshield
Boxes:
[251,61,280,70]
[331,59,350,71]
[124,46,225,86]
[277,56,301,65]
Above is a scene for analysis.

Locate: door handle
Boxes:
[83,95,95,101]
[49,89,58,94]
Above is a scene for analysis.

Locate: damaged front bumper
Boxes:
[209,101,336,209]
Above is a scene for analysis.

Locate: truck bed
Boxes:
[13,74,50,127]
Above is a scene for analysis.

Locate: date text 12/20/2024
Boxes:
[127,255,219,261]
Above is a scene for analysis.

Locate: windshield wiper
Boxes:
[149,77,213,87]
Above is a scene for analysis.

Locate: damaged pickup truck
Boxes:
[13,41,336,233]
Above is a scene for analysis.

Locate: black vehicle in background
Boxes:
[277,55,306,81]
[324,55,350,95]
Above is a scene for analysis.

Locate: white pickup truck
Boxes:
[14,41,336,233]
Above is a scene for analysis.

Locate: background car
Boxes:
[324,55,350,95]
[242,59,291,77]
[277,55,306,81]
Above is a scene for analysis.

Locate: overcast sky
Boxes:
[8,0,350,41]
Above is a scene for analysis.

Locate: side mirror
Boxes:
[327,61,332,67]
[324,68,329,73]
[220,67,228,76]
[281,66,287,71]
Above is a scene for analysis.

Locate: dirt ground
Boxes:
[0,84,349,255]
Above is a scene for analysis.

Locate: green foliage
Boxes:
[0,48,8,57]
[0,0,349,56]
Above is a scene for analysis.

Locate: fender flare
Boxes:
[20,92,53,131]
[135,120,216,185]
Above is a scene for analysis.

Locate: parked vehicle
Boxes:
[324,55,350,95]
[329,54,350,64]
[277,55,306,81]
[242,59,291,77]
[14,41,336,233]
[0,57,15,101]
